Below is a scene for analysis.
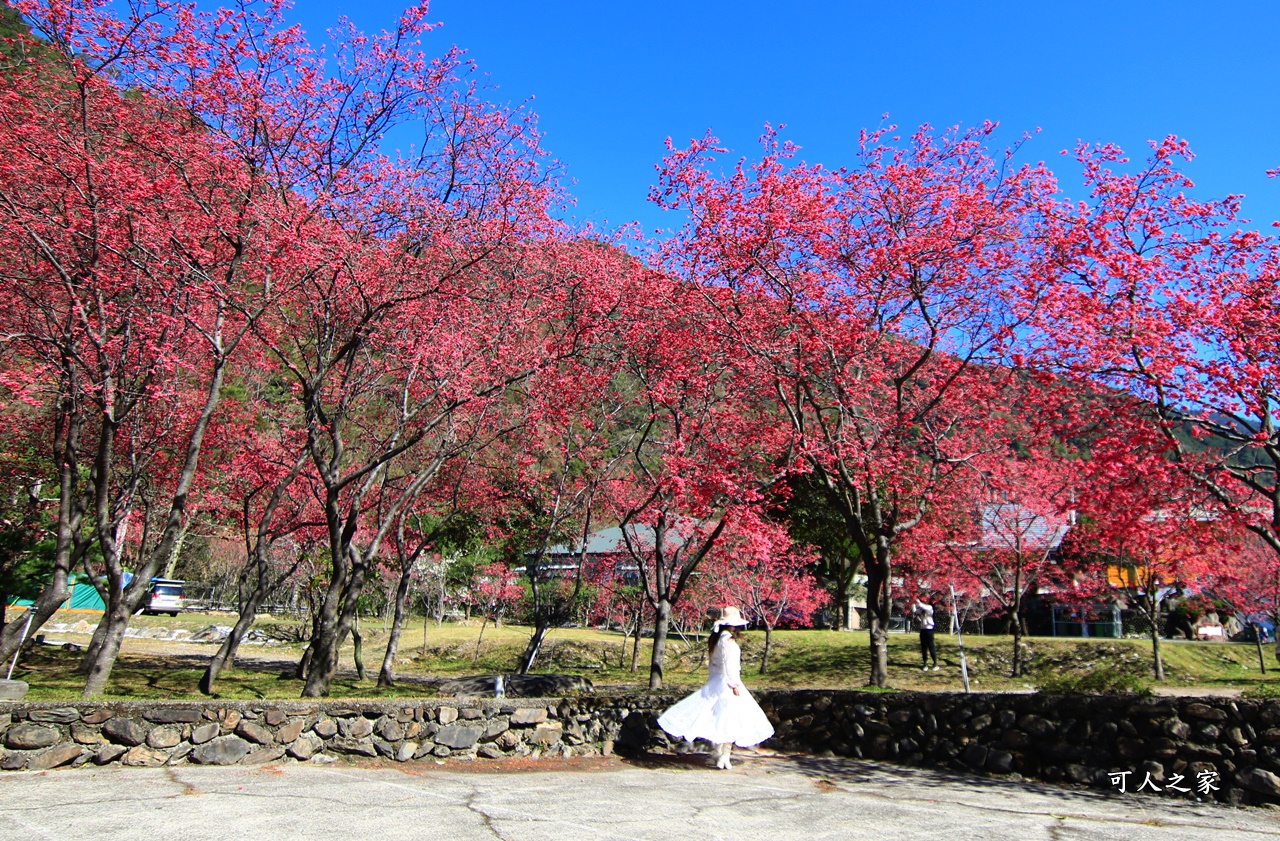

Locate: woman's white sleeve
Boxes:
[725,640,742,687]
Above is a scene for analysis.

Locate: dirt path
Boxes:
[1150,686,1245,699]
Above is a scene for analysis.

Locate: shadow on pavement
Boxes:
[618,747,1132,810]
[764,751,1128,805]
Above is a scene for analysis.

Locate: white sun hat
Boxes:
[714,606,749,628]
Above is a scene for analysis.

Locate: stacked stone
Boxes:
[756,690,1280,806]
[5,691,1280,807]
[0,699,652,772]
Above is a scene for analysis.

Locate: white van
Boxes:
[144,578,185,616]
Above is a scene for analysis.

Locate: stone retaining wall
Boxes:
[0,697,655,772]
[755,690,1280,807]
[3,691,1279,807]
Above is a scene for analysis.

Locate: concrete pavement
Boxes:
[1,752,1277,840]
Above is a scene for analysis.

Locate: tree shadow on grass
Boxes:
[13,645,447,700]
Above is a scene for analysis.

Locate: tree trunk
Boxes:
[0,408,83,666]
[201,535,294,695]
[200,602,259,694]
[1150,623,1165,681]
[629,595,645,672]
[79,558,128,675]
[864,557,891,687]
[1149,597,1165,681]
[79,611,111,674]
[82,546,181,693]
[302,557,366,697]
[81,608,130,698]
[296,597,323,681]
[761,625,773,674]
[378,569,414,688]
[1011,618,1025,678]
[1009,585,1025,678]
[472,615,489,665]
[351,619,365,682]
[296,573,363,696]
[82,347,229,697]
[199,570,267,696]
[834,574,850,631]
[519,621,551,675]
[648,599,672,689]
[161,517,194,580]
[1254,624,1268,675]
[421,598,429,656]
[302,604,344,697]
[296,644,315,682]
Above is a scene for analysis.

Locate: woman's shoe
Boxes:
[717,747,732,770]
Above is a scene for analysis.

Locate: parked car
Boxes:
[143,578,185,616]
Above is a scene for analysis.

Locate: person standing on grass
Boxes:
[657,606,774,770]
[913,595,940,671]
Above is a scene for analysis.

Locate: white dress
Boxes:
[657,631,775,747]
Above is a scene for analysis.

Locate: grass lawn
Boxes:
[7,611,1280,701]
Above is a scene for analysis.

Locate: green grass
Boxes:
[1244,682,1280,700]
[8,612,1280,700]
[1037,667,1152,696]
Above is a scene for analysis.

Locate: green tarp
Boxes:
[67,581,106,611]
[7,578,106,612]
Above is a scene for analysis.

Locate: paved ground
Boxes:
[1,752,1277,840]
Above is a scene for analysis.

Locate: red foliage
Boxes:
[0,0,571,697]
[707,516,826,631]
[470,561,524,623]
[1033,137,1280,625]
[653,121,1071,685]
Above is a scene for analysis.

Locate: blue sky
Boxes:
[288,1,1280,237]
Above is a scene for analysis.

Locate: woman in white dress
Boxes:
[657,606,775,769]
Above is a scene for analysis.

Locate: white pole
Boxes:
[950,585,971,693]
[6,611,34,680]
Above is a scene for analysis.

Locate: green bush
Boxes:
[1037,667,1151,696]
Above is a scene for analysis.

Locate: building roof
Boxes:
[544,523,691,557]
[972,504,1070,553]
